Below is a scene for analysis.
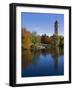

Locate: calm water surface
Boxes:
[22,47,64,77]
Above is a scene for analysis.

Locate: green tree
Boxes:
[31,32,41,49]
[32,32,37,45]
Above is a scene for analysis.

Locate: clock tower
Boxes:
[54,20,58,35]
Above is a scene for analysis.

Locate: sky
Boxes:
[21,12,64,36]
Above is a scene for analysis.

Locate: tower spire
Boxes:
[54,20,58,35]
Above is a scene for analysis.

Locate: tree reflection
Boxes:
[22,46,64,69]
[51,46,60,71]
[22,50,33,69]
[22,50,40,69]
[31,50,41,64]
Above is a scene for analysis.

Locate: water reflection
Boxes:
[22,47,64,77]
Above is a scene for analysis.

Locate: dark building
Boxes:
[54,20,58,35]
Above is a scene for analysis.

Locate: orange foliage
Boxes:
[22,28,32,49]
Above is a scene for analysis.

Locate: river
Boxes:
[22,47,64,77]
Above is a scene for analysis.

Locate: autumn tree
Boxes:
[22,28,32,49]
[59,36,64,47]
[41,34,50,44]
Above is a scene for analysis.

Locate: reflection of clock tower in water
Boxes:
[53,20,59,70]
[54,20,58,35]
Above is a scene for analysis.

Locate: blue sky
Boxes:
[21,12,64,36]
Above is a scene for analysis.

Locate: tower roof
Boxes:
[55,20,58,24]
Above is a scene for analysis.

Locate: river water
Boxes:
[22,47,64,77]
